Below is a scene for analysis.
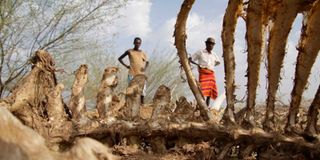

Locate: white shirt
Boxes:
[191,49,220,71]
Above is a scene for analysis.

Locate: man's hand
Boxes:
[118,51,130,69]
[189,57,200,68]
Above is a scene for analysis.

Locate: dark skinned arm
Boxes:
[118,51,130,69]
[140,61,149,72]
[188,57,200,68]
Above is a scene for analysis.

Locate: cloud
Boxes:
[114,0,152,37]
[111,1,319,103]
[186,13,222,53]
[147,12,223,53]
[147,9,318,103]
[147,12,227,96]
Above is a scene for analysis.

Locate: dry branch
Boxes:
[221,0,243,125]
[286,0,320,132]
[150,85,172,121]
[244,0,268,128]
[1,1,320,159]
[0,50,73,143]
[174,0,213,121]
[73,120,320,155]
[47,83,67,121]
[305,85,320,135]
[69,64,88,120]
[264,0,302,131]
[96,67,118,119]
[124,74,146,120]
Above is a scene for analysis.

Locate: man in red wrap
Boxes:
[189,37,221,107]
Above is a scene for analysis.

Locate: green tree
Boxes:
[0,0,126,97]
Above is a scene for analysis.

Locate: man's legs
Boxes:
[141,96,144,104]
[127,74,133,84]
[141,81,146,104]
[198,68,217,108]
[206,97,210,106]
[129,74,146,104]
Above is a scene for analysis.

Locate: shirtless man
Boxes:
[118,37,149,104]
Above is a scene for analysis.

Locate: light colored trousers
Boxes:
[127,75,146,96]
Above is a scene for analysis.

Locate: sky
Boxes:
[108,0,320,105]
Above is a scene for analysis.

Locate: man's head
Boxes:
[205,37,215,52]
[133,37,142,50]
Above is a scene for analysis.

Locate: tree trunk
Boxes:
[305,85,320,135]
[125,74,146,120]
[221,0,243,125]
[174,0,213,121]
[47,83,67,121]
[264,0,301,131]
[244,0,268,128]
[96,67,118,119]
[286,0,320,132]
[69,64,88,120]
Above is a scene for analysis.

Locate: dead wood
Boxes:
[1,0,320,159]
[264,0,301,131]
[47,83,68,121]
[4,50,57,112]
[73,119,320,155]
[172,96,197,123]
[96,67,118,119]
[65,138,119,160]
[243,0,268,128]
[174,0,213,121]
[122,74,146,120]
[111,93,126,118]
[45,82,73,143]
[305,85,320,135]
[221,0,243,125]
[0,107,118,160]
[0,50,69,140]
[148,85,175,152]
[286,0,320,132]
[69,64,88,120]
[239,144,255,159]
[217,142,234,160]
[150,85,172,121]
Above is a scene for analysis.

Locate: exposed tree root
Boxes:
[71,119,320,157]
[244,0,268,128]
[305,85,320,135]
[1,0,320,159]
[96,67,119,119]
[264,0,302,131]
[174,0,213,121]
[286,0,320,132]
[69,64,88,120]
[221,0,243,125]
